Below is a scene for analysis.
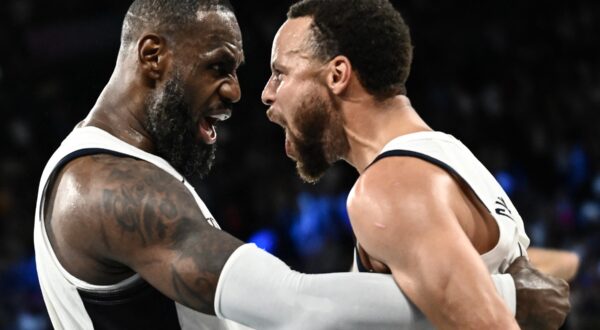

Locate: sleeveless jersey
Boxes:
[353,131,530,274]
[33,126,251,330]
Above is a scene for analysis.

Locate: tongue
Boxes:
[198,117,217,144]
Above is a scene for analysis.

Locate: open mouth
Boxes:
[198,111,232,145]
[284,130,297,160]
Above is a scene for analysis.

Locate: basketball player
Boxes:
[262,0,570,328]
[34,0,569,329]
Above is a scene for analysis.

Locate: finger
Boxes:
[506,256,529,273]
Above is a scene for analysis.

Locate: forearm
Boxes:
[381,249,517,328]
[527,247,580,281]
[215,244,432,329]
[394,262,517,330]
[437,274,518,330]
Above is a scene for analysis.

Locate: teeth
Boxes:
[208,113,231,121]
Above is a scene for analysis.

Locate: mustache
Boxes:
[206,101,234,113]
[202,101,234,122]
[266,107,287,128]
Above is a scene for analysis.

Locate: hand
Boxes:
[506,256,570,330]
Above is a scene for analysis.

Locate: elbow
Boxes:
[561,252,580,282]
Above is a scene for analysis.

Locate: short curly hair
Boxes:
[288,0,413,98]
[121,0,234,46]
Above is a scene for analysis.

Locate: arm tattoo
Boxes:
[171,265,213,310]
[96,156,241,314]
[101,165,182,246]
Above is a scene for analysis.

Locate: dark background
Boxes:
[1,0,599,328]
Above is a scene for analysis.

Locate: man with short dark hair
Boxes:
[262,0,570,329]
[34,0,569,329]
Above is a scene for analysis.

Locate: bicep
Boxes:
[97,161,243,314]
[351,191,491,307]
[132,223,242,315]
[348,161,514,328]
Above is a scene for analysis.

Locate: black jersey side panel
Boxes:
[78,279,181,330]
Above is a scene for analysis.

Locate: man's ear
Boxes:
[326,55,352,95]
[138,34,169,82]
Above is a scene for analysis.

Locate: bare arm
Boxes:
[100,157,246,314]
[52,155,244,314]
[348,157,518,330]
[52,155,564,329]
[53,155,430,328]
[527,247,580,281]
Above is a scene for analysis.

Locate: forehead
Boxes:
[271,17,314,64]
[186,10,243,57]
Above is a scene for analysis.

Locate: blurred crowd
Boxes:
[0,0,598,329]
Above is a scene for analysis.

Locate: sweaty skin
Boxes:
[348,155,517,329]
[43,10,245,315]
[262,17,539,330]
[39,3,571,329]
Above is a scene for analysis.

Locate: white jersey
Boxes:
[353,131,530,274]
[33,126,251,330]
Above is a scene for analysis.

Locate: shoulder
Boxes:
[48,153,204,259]
[347,155,458,228]
[79,154,178,188]
[53,154,192,217]
[64,154,193,207]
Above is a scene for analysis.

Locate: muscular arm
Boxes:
[50,155,428,328]
[47,154,516,329]
[348,157,519,330]
[49,155,243,314]
[527,247,580,281]
[100,157,246,314]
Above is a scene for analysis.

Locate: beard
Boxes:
[145,76,216,179]
[290,92,349,183]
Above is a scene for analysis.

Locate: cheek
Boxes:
[272,84,295,121]
[279,83,310,114]
[186,85,215,112]
[277,78,306,103]
[185,71,219,99]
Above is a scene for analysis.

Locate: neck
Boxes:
[81,59,156,153]
[341,95,432,173]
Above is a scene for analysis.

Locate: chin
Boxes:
[296,162,327,184]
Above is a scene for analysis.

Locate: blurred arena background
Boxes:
[1,0,598,328]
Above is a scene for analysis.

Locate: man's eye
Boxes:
[273,71,284,82]
[212,63,233,76]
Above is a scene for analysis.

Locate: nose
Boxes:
[261,77,275,106]
[220,76,241,103]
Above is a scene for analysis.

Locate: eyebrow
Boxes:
[201,47,245,67]
[224,46,245,67]
[229,51,245,69]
